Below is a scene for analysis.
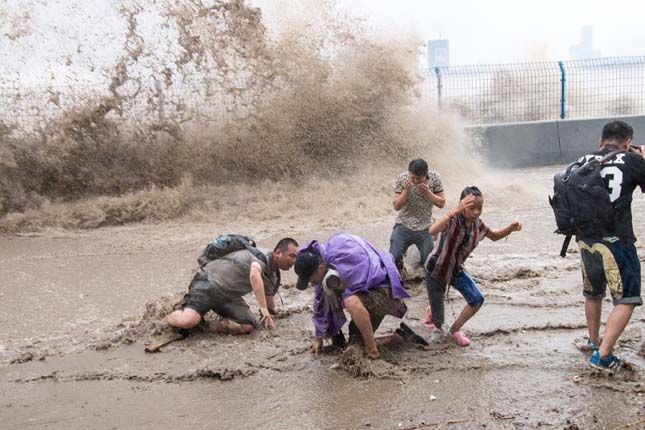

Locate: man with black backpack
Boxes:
[556,121,645,373]
[166,237,299,335]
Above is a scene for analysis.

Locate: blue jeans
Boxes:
[426,271,484,329]
[389,223,434,271]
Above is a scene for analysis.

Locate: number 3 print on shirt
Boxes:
[600,166,623,202]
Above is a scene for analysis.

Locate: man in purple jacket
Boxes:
[294,233,411,359]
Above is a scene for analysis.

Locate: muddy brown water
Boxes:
[1,167,644,430]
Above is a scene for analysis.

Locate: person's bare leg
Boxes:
[598,304,636,358]
[210,319,255,335]
[449,304,481,334]
[585,297,603,345]
[343,295,379,359]
[166,308,201,329]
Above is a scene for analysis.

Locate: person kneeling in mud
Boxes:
[294,233,413,359]
[424,186,522,346]
[166,238,299,335]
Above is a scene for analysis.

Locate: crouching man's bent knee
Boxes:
[166,284,211,330]
[166,307,202,329]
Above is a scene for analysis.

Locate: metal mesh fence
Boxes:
[423,56,645,125]
[564,57,645,119]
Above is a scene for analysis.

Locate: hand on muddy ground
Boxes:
[510,221,522,232]
[259,308,276,329]
[310,338,322,355]
[365,344,379,360]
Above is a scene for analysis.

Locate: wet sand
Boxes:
[1,166,644,430]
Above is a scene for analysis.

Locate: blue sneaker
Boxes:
[589,350,625,374]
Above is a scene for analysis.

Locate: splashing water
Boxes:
[0,0,534,232]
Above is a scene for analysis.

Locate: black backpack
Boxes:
[549,150,622,256]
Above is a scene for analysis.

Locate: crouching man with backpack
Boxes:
[557,121,645,372]
[166,237,299,335]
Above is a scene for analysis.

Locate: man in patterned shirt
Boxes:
[389,159,446,273]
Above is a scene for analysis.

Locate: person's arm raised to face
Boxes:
[428,194,477,235]
[393,178,413,211]
[417,184,446,208]
[250,262,275,329]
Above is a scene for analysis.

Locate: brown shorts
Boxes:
[356,287,405,319]
[348,286,407,343]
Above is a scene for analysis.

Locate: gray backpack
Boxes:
[197,234,265,268]
[189,234,278,290]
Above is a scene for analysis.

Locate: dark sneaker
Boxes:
[589,350,625,375]
[397,322,429,346]
[170,326,192,337]
[319,332,346,354]
[331,331,346,348]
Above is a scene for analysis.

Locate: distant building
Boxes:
[570,26,600,59]
[428,39,449,68]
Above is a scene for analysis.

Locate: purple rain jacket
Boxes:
[297,233,409,339]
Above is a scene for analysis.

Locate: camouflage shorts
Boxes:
[348,286,407,343]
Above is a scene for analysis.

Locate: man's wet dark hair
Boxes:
[408,159,428,177]
[460,186,483,200]
[274,237,299,252]
[602,120,633,143]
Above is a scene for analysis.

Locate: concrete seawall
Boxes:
[468,115,645,167]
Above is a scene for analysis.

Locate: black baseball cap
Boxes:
[294,252,320,290]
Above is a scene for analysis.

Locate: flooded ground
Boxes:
[0,166,643,430]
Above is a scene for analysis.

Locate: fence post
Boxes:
[434,66,442,108]
[558,61,566,119]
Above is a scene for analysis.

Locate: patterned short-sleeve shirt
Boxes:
[425,215,489,286]
[394,171,444,231]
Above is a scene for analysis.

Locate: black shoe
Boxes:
[332,332,346,348]
[320,332,347,354]
[398,322,429,346]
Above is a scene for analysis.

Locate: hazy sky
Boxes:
[3,0,645,85]
[255,0,645,65]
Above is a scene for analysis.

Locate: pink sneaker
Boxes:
[423,306,435,330]
[450,331,471,347]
